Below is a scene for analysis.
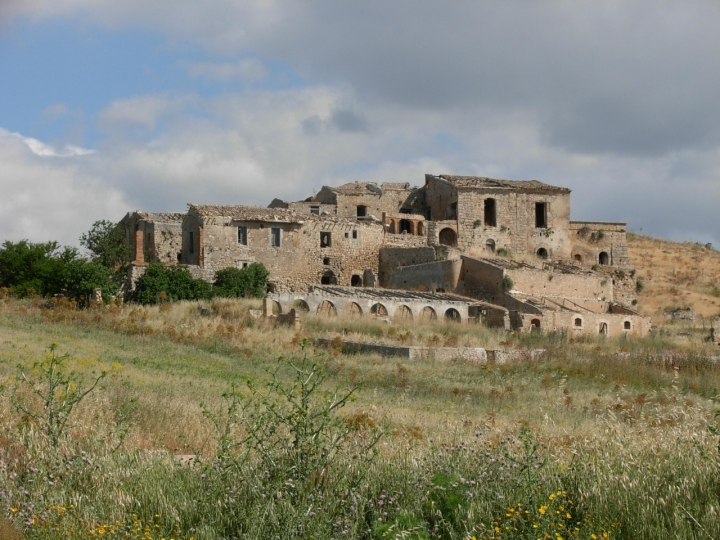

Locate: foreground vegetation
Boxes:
[1,293,719,539]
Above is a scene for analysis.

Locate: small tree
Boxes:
[61,259,119,304]
[0,240,77,297]
[134,262,212,304]
[80,220,131,270]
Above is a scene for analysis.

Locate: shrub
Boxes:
[502,275,514,290]
[213,263,269,299]
[134,262,212,304]
[636,279,645,293]
[0,240,78,297]
[80,220,131,269]
[496,247,509,256]
[61,259,119,304]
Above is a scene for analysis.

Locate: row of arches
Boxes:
[283,299,462,322]
[571,251,610,265]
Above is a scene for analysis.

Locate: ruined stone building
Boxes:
[121,174,650,336]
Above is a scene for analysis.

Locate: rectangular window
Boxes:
[344,232,349,238]
[484,198,496,227]
[357,205,367,217]
[535,202,547,228]
[320,231,331,248]
[189,231,194,254]
[237,226,247,245]
[270,228,281,247]
[352,230,358,239]
[310,206,320,215]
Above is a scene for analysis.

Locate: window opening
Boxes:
[438,228,457,247]
[310,206,320,215]
[351,275,362,287]
[485,239,496,253]
[574,254,583,262]
[599,252,610,265]
[344,232,349,238]
[484,198,496,226]
[320,271,337,285]
[320,231,331,248]
[237,226,247,245]
[536,247,548,259]
[624,321,631,330]
[574,318,582,327]
[535,202,547,228]
[323,257,330,265]
[270,228,281,247]
[399,219,411,234]
[352,230,358,239]
[356,205,367,217]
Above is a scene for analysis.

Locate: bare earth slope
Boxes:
[629,233,720,319]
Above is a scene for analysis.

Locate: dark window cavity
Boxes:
[320,231,331,248]
[356,205,367,217]
[535,202,547,228]
[484,198,496,227]
[270,228,281,247]
[237,226,247,245]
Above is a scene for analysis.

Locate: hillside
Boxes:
[628,233,720,319]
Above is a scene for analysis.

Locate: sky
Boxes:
[0,1,719,247]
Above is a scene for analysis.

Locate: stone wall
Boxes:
[183,212,387,292]
[379,246,436,286]
[388,259,462,292]
[148,222,183,264]
[315,184,424,220]
[569,221,630,267]
[460,256,505,303]
[518,309,651,337]
[506,266,613,307]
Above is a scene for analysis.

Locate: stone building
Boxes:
[120,211,185,265]
[122,173,649,335]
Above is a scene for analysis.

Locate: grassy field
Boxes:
[1,237,720,539]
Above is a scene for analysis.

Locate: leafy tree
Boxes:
[80,220,131,269]
[134,262,212,304]
[0,240,77,297]
[61,259,119,304]
[213,263,269,299]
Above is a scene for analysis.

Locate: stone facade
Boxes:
[120,211,185,265]
[314,182,426,220]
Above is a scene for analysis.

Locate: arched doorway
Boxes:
[536,248,548,259]
[370,303,388,317]
[439,228,457,247]
[445,308,461,322]
[350,274,362,287]
[599,252,610,265]
[599,322,608,336]
[399,219,411,234]
[485,239,496,253]
[394,305,413,322]
[530,318,542,331]
[345,302,362,317]
[320,271,337,285]
[270,300,282,315]
[419,306,437,322]
[291,299,310,312]
[317,300,337,317]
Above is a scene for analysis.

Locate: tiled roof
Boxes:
[433,175,570,193]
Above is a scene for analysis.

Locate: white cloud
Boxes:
[97,94,197,134]
[6,130,95,157]
[0,129,127,246]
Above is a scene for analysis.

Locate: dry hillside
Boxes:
[629,233,720,319]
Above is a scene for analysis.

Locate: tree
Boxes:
[61,259,119,304]
[0,240,77,297]
[80,220,131,269]
[213,263,270,299]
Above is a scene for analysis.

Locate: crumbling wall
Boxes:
[388,259,462,292]
[148,222,183,264]
[569,222,630,267]
[379,246,436,286]
[460,256,505,303]
[506,266,613,305]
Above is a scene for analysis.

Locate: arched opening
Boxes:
[356,205,367,217]
[394,305,413,322]
[484,198,496,226]
[266,282,277,293]
[345,302,362,317]
[536,248,548,259]
[350,274,362,287]
[370,303,388,317]
[530,318,542,329]
[419,306,437,322]
[573,253,583,262]
[599,322,608,336]
[439,228,457,247]
[320,271,337,285]
[291,299,310,313]
[270,300,282,315]
[485,239,496,253]
[574,317,583,328]
[624,320,631,330]
[599,252,610,265]
[317,300,337,317]
[445,308,461,322]
[399,219,411,234]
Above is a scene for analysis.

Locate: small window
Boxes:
[239,261,249,268]
[351,275,362,287]
[344,232,349,238]
[237,226,247,245]
[270,228,281,247]
[484,198,496,227]
[536,247,548,259]
[535,202,547,228]
[352,230,358,239]
[599,252,610,265]
[357,205,367,217]
[189,231,194,254]
[574,318,582,328]
[310,206,320,215]
[624,321,631,330]
[320,231,331,248]
[323,257,330,265]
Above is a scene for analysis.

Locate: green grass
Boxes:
[1,295,720,539]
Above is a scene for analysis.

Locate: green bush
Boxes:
[62,259,119,304]
[0,240,77,297]
[636,279,645,293]
[134,262,212,304]
[213,263,269,299]
[80,220,131,269]
[502,275,514,290]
